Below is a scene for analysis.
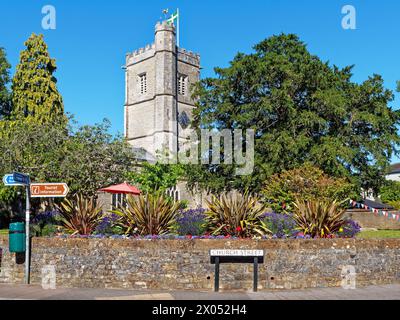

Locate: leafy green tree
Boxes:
[0,47,11,118]
[0,118,135,209]
[262,163,356,213]
[126,162,184,194]
[379,180,400,209]
[62,119,136,197]
[11,33,66,125]
[188,34,400,194]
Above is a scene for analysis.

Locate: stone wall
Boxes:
[0,237,399,291]
[346,209,400,230]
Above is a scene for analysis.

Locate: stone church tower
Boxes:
[124,20,201,161]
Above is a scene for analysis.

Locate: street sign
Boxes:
[13,172,30,185]
[3,174,25,186]
[30,183,69,198]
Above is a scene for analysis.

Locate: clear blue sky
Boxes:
[1,0,400,160]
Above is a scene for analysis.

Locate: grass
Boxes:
[0,229,8,235]
[357,229,400,239]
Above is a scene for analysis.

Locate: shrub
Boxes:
[337,219,361,238]
[31,210,61,237]
[56,194,104,235]
[262,163,356,212]
[112,193,181,236]
[205,192,270,238]
[94,213,122,236]
[379,181,400,207]
[262,212,297,238]
[174,208,207,236]
[292,198,347,238]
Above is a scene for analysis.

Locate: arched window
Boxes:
[166,186,180,202]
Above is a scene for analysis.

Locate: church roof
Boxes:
[388,163,400,174]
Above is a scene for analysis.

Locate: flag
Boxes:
[167,11,179,25]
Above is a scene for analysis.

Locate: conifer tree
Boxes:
[11,34,66,125]
[0,47,11,119]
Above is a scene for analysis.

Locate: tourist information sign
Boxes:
[30,183,69,198]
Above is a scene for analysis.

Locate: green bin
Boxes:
[9,222,26,253]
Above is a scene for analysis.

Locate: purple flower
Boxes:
[95,213,120,235]
[262,212,297,239]
[32,210,60,225]
[175,208,207,236]
[337,219,361,238]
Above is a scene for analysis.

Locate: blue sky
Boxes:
[1,0,400,159]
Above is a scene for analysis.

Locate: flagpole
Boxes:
[177,8,180,47]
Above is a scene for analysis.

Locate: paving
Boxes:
[0,283,399,300]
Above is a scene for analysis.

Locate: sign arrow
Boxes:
[30,183,69,198]
[3,174,25,186]
[13,172,30,185]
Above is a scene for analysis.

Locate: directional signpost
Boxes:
[11,173,31,285]
[2,174,24,186]
[2,173,69,285]
[30,183,69,198]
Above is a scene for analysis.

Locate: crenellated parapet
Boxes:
[178,48,200,67]
[126,43,156,66]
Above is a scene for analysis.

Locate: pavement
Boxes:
[0,283,399,300]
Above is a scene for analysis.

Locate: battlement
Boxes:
[178,47,200,66]
[155,20,176,33]
[126,43,156,65]
[127,43,155,58]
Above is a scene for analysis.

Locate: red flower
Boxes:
[236,226,242,232]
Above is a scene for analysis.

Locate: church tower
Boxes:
[124,20,201,161]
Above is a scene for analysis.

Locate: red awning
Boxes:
[98,182,141,195]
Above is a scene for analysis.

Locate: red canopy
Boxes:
[98,182,141,195]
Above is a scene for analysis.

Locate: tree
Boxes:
[0,118,135,214]
[188,34,400,194]
[379,180,400,209]
[0,47,11,118]
[11,33,66,125]
[62,119,136,197]
[126,162,184,194]
[262,163,356,213]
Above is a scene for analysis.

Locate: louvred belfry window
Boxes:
[139,73,147,94]
[178,74,187,96]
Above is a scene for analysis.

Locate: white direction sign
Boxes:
[210,249,264,257]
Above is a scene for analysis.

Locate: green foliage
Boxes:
[126,162,184,194]
[262,163,356,212]
[112,193,181,236]
[292,198,347,238]
[204,192,270,238]
[11,34,66,125]
[0,47,11,118]
[56,194,104,235]
[31,223,59,237]
[379,180,400,204]
[386,201,400,210]
[0,118,135,201]
[188,33,400,194]
[63,119,136,197]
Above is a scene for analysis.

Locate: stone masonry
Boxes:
[124,21,200,158]
[0,237,399,291]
